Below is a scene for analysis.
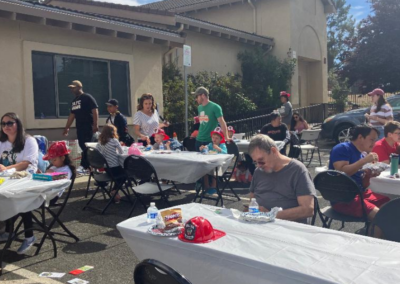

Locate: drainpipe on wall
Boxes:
[247,0,257,34]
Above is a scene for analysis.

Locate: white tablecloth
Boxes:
[118,203,400,284]
[236,140,284,153]
[0,177,71,221]
[119,152,233,184]
[370,168,400,196]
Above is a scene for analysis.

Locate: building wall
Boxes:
[0,18,166,140]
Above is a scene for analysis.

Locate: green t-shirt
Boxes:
[197,101,223,142]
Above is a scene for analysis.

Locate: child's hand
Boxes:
[199,145,205,150]
[213,144,221,152]
[166,141,171,150]
[45,169,54,174]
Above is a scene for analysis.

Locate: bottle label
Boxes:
[249,207,259,214]
[148,212,158,219]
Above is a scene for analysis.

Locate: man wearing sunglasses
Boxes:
[372,121,400,164]
[248,134,315,223]
[192,87,231,151]
[63,80,99,169]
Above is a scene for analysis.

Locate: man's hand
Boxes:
[0,164,7,172]
[364,152,379,164]
[259,206,270,213]
[63,128,69,136]
[92,125,99,133]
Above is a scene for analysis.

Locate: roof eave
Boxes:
[0,0,184,46]
[321,0,336,14]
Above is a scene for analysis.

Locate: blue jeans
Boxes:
[195,140,210,152]
[374,126,384,140]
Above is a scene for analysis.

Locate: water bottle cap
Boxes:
[150,202,155,206]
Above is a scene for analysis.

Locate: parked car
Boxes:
[321,94,400,143]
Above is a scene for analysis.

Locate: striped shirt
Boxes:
[133,110,160,137]
[96,138,123,168]
[370,104,393,127]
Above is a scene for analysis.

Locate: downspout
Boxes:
[163,24,184,62]
[247,0,257,34]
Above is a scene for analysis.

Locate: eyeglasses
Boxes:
[1,121,16,128]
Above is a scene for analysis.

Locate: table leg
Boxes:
[215,167,224,207]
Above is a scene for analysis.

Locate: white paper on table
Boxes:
[39,272,66,278]
[68,278,89,284]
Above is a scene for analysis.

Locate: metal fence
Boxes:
[164,103,342,140]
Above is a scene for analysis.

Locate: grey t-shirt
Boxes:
[280,102,293,126]
[249,159,316,223]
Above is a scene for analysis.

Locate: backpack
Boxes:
[34,135,48,155]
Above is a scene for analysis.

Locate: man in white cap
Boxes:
[63,80,98,169]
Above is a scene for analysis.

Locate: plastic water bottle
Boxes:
[159,143,165,151]
[147,202,158,224]
[202,146,208,154]
[249,198,259,214]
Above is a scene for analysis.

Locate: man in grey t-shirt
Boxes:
[248,134,315,223]
[279,91,293,126]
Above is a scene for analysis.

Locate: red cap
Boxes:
[178,217,226,243]
[210,127,226,144]
[151,128,170,140]
[280,91,291,98]
[368,88,384,96]
[227,126,236,134]
[43,141,70,160]
[194,116,200,124]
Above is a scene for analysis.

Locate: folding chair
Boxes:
[124,155,175,217]
[295,129,322,167]
[83,147,132,215]
[370,198,400,242]
[134,259,192,284]
[313,170,369,235]
[219,142,241,201]
[233,133,245,140]
[182,137,196,151]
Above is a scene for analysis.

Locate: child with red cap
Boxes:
[43,141,75,180]
[227,126,236,139]
[199,127,227,194]
[152,129,171,150]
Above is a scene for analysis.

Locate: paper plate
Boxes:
[147,225,183,237]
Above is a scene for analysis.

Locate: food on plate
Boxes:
[157,208,183,231]
[9,171,28,179]
[208,150,218,155]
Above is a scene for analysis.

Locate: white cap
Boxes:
[150,202,155,206]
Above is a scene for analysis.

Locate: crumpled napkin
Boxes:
[0,168,16,177]
[231,207,282,223]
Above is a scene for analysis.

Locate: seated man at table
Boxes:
[372,121,400,164]
[248,134,315,223]
[260,112,290,155]
[329,125,390,227]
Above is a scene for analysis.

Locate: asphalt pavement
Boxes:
[0,139,392,284]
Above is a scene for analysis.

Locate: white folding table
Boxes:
[369,168,400,196]
[118,203,400,284]
[236,140,284,154]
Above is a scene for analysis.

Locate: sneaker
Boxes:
[206,188,217,195]
[17,236,36,255]
[0,232,11,242]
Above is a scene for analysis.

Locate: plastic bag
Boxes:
[231,207,282,223]
[128,143,143,156]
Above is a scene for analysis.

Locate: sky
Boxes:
[92,0,371,22]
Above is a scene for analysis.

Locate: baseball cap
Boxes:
[151,128,170,140]
[68,80,83,88]
[106,99,119,106]
[367,88,384,96]
[178,217,226,243]
[192,87,209,97]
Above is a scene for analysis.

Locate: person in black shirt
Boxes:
[260,112,291,155]
[105,99,134,146]
[63,80,99,169]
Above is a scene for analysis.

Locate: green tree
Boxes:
[329,69,349,112]
[327,0,356,71]
[238,48,296,108]
[340,0,400,92]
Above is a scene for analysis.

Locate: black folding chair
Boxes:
[134,259,192,284]
[124,155,175,217]
[370,198,400,242]
[219,142,241,201]
[313,170,369,235]
[83,147,132,214]
[182,137,196,152]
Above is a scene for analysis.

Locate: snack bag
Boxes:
[161,208,183,231]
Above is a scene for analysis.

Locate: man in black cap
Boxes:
[63,80,99,169]
[105,99,133,146]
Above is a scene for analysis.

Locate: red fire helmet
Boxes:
[178,216,226,243]
[43,141,70,160]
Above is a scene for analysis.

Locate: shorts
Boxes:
[332,189,390,218]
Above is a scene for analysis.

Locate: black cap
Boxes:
[106,99,119,106]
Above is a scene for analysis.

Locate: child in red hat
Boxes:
[151,128,171,150]
[227,126,236,139]
[199,127,227,194]
[44,141,75,180]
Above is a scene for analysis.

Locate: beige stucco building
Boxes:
[0,0,334,139]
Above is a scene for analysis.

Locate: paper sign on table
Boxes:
[69,265,94,275]
[68,278,89,284]
[39,272,66,278]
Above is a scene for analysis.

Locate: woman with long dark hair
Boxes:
[290,112,309,134]
[0,112,39,254]
[365,88,393,140]
[133,93,168,146]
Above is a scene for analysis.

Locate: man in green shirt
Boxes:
[192,87,230,151]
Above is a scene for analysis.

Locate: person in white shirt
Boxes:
[0,112,39,254]
[365,88,393,139]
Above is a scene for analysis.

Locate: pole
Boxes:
[184,65,188,137]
